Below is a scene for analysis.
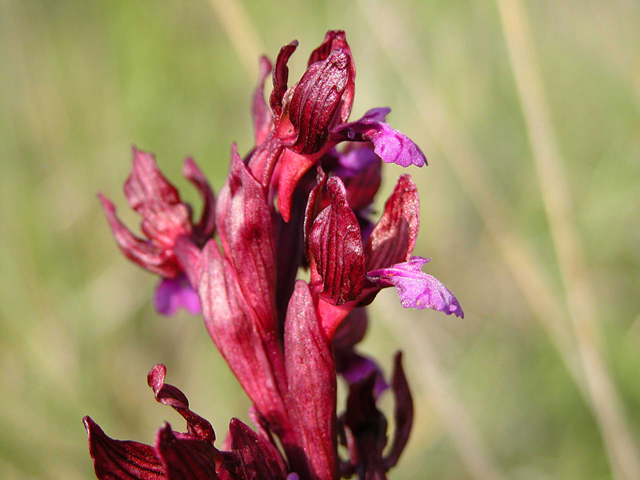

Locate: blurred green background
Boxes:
[1,0,639,478]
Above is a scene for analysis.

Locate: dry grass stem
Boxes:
[495,0,640,478]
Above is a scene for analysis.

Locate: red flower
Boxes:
[99,149,215,315]
[89,30,463,480]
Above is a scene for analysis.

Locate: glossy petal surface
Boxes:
[84,416,165,480]
[307,177,365,305]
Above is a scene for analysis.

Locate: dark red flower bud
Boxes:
[306,30,355,126]
[342,374,388,478]
[289,49,351,155]
[307,177,365,306]
[338,352,414,478]
[99,147,215,316]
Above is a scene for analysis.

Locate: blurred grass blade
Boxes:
[495,0,640,478]
[208,0,266,76]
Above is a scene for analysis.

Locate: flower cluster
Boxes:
[87,31,463,480]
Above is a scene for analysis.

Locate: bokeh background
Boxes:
[1,0,639,478]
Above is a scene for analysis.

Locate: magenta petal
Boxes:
[334,145,379,175]
[334,146,382,212]
[358,107,390,123]
[153,274,201,316]
[331,108,427,168]
[83,416,164,480]
[360,122,426,167]
[367,256,464,317]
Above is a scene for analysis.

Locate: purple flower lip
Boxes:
[367,256,464,317]
[331,108,427,168]
[153,274,201,316]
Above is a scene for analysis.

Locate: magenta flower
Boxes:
[89,30,463,480]
[368,256,464,315]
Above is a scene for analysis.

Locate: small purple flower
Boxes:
[153,274,201,316]
[331,107,427,168]
[368,256,464,317]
